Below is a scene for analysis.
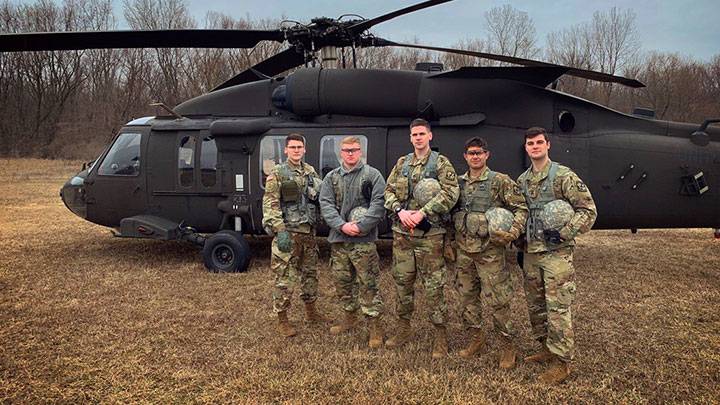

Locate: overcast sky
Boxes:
[132,0,717,61]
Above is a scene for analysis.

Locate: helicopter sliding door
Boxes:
[146,129,223,232]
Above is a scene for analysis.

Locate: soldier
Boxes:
[384,118,460,358]
[319,136,387,348]
[449,137,528,369]
[262,133,327,338]
[517,127,597,384]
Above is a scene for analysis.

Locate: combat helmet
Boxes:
[539,200,574,231]
[413,178,441,206]
[486,207,514,234]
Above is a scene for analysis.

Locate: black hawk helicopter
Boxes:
[2,0,718,272]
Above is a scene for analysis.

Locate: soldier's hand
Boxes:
[277,230,293,252]
[489,230,516,246]
[341,222,361,236]
[542,229,564,245]
[398,209,416,229]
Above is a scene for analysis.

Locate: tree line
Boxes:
[1,0,718,159]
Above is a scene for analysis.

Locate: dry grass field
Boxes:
[1,158,719,403]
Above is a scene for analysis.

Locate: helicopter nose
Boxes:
[60,172,87,219]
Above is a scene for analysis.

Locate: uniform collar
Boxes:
[286,160,304,171]
[529,159,553,181]
[461,166,491,183]
[340,160,365,175]
[410,150,432,166]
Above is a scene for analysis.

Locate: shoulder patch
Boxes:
[576,181,588,192]
[445,171,456,180]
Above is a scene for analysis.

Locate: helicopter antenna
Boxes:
[150,102,183,119]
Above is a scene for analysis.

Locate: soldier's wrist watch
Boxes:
[394,206,402,214]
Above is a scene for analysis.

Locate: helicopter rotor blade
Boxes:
[376,40,645,88]
[212,47,307,91]
[348,0,454,34]
[0,29,285,52]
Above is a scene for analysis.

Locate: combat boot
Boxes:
[459,329,485,358]
[329,311,356,335]
[277,312,297,338]
[304,301,329,324]
[368,317,384,349]
[538,356,571,384]
[524,346,553,363]
[498,338,517,370]
[431,324,448,359]
[385,319,412,349]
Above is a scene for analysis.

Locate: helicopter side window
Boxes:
[178,135,196,187]
[200,136,217,187]
[259,135,288,188]
[98,132,141,176]
[319,135,368,177]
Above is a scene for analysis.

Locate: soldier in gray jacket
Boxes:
[319,136,387,348]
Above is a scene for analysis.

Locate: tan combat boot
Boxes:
[304,301,329,324]
[329,311,356,335]
[524,346,553,363]
[498,338,517,370]
[459,329,485,358]
[538,356,571,384]
[385,319,412,349]
[277,311,297,338]
[368,317,384,349]
[431,324,448,359]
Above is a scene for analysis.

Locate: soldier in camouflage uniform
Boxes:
[449,137,528,369]
[319,136,387,349]
[384,118,460,359]
[262,133,327,338]
[517,127,597,384]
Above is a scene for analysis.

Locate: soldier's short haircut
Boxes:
[525,126,549,141]
[285,133,305,146]
[410,118,431,132]
[464,137,488,152]
[341,136,362,145]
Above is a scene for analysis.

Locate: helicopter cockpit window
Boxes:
[320,135,368,177]
[98,132,141,176]
[178,135,196,187]
[200,136,217,187]
[260,135,288,188]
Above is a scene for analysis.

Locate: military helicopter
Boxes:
[2,0,718,273]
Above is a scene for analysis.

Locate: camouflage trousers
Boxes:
[330,242,384,318]
[391,232,447,325]
[456,245,516,337]
[271,232,319,313]
[522,246,577,361]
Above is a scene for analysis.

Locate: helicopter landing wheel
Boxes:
[203,230,251,273]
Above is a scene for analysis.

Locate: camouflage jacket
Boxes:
[319,161,387,243]
[262,160,321,235]
[451,166,528,253]
[384,151,460,237]
[517,160,597,253]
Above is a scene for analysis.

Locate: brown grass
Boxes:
[1,158,719,403]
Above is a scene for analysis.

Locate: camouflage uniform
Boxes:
[384,151,460,325]
[262,160,322,313]
[517,160,597,361]
[452,166,528,337]
[319,162,386,318]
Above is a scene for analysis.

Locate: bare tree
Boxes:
[484,5,539,62]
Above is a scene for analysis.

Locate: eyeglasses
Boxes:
[341,148,362,154]
[464,150,487,157]
[286,145,304,150]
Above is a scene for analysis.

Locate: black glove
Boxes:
[543,229,564,245]
[415,217,432,233]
